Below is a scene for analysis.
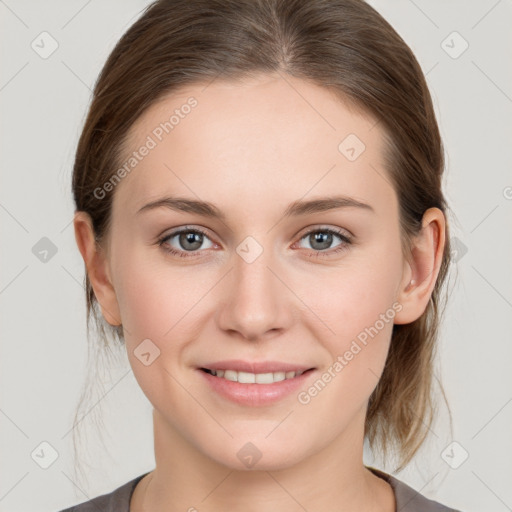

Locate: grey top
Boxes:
[58,466,461,511]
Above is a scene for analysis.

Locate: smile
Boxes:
[198,363,316,406]
[201,368,307,384]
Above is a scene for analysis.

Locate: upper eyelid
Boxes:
[299,225,352,239]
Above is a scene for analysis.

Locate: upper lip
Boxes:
[199,360,315,374]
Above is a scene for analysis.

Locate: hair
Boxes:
[70,0,455,485]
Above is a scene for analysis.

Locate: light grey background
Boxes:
[1,1,511,511]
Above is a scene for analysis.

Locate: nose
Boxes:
[216,246,294,342]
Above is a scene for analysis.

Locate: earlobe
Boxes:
[73,211,122,327]
[393,208,446,325]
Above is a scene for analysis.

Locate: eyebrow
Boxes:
[136,195,375,220]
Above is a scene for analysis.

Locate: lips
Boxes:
[198,361,316,406]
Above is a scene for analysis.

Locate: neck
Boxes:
[132,408,395,512]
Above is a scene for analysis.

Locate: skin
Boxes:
[74,73,445,512]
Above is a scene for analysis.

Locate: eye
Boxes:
[157,225,353,259]
[295,227,352,257]
[158,226,215,258]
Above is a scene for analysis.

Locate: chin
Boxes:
[199,432,315,472]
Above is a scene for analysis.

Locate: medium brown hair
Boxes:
[71,0,454,480]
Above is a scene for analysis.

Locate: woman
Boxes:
[60,0,461,510]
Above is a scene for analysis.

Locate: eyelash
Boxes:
[157,225,352,259]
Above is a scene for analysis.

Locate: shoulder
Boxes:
[58,468,463,511]
[57,473,149,512]
[366,466,463,512]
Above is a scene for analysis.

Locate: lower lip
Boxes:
[198,369,315,406]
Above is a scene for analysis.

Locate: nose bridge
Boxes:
[216,236,291,340]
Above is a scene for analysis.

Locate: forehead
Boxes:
[113,73,395,220]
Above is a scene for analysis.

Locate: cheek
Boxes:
[298,240,403,399]
[113,245,203,337]
[113,257,204,412]
[307,245,403,347]
[111,249,200,383]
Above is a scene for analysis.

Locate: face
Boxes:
[97,74,413,470]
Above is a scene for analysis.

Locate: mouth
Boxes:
[199,367,315,384]
[197,361,317,406]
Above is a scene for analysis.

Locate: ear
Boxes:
[393,207,446,325]
[73,211,122,326]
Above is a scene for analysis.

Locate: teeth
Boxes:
[238,371,255,384]
[224,370,238,382]
[256,373,274,384]
[207,369,306,383]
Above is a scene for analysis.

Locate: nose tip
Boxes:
[215,254,292,342]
